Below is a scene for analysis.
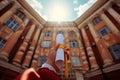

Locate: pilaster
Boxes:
[22,27,40,68]
[107,7,120,24]
[12,23,36,66]
[88,21,113,67]
[81,28,98,70]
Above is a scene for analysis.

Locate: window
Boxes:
[70,40,78,48]
[57,31,64,35]
[5,18,19,31]
[44,31,52,37]
[41,41,51,48]
[0,38,6,49]
[15,10,25,20]
[109,44,120,60]
[92,17,102,25]
[68,31,76,37]
[98,26,110,37]
[38,56,47,66]
[72,56,82,66]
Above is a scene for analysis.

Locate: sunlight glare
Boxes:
[48,4,69,22]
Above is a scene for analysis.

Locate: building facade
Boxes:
[0,0,120,80]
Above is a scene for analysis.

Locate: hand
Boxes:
[15,68,40,80]
[46,45,60,72]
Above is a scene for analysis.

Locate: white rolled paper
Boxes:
[55,33,64,70]
[56,48,64,61]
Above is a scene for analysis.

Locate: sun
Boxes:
[48,3,69,22]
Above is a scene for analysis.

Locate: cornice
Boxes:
[17,0,46,26]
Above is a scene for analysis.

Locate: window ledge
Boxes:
[102,34,110,40]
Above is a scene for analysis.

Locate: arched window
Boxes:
[68,31,76,37]
[44,31,52,37]
[15,10,25,20]
[70,40,78,48]
[92,17,102,25]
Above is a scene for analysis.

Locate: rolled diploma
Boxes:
[55,34,64,69]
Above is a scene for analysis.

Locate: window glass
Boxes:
[15,10,25,20]
[5,18,19,31]
[70,40,78,48]
[92,17,102,25]
[109,44,120,60]
[0,38,6,49]
[41,41,51,48]
[98,26,110,37]
[44,31,52,37]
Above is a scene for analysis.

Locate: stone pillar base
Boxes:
[0,52,9,61]
[103,62,113,67]
[22,64,29,69]
[91,65,99,71]
[103,59,113,67]
[12,60,21,67]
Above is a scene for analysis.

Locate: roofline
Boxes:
[16,0,108,27]
[74,0,108,26]
[17,0,46,25]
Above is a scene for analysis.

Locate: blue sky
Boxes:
[26,0,97,22]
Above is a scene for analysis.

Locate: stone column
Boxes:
[88,23,99,42]
[81,28,98,70]
[88,22,113,66]
[31,45,40,69]
[64,30,69,51]
[97,40,113,66]
[13,23,35,66]
[51,28,56,47]
[0,0,9,11]
[23,18,29,27]
[22,27,40,68]
[0,30,23,61]
[107,7,120,24]
[39,29,44,56]
[77,28,89,70]
[80,47,89,71]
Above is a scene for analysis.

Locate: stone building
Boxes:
[0,0,120,80]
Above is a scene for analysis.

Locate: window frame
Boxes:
[15,10,25,20]
[109,43,120,60]
[70,40,78,48]
[0,38,6,49]
[44,31,52,37]
[92,17,102,25]
[41,40,51,48]
[98,25,110,37]
[5,18,19,31]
